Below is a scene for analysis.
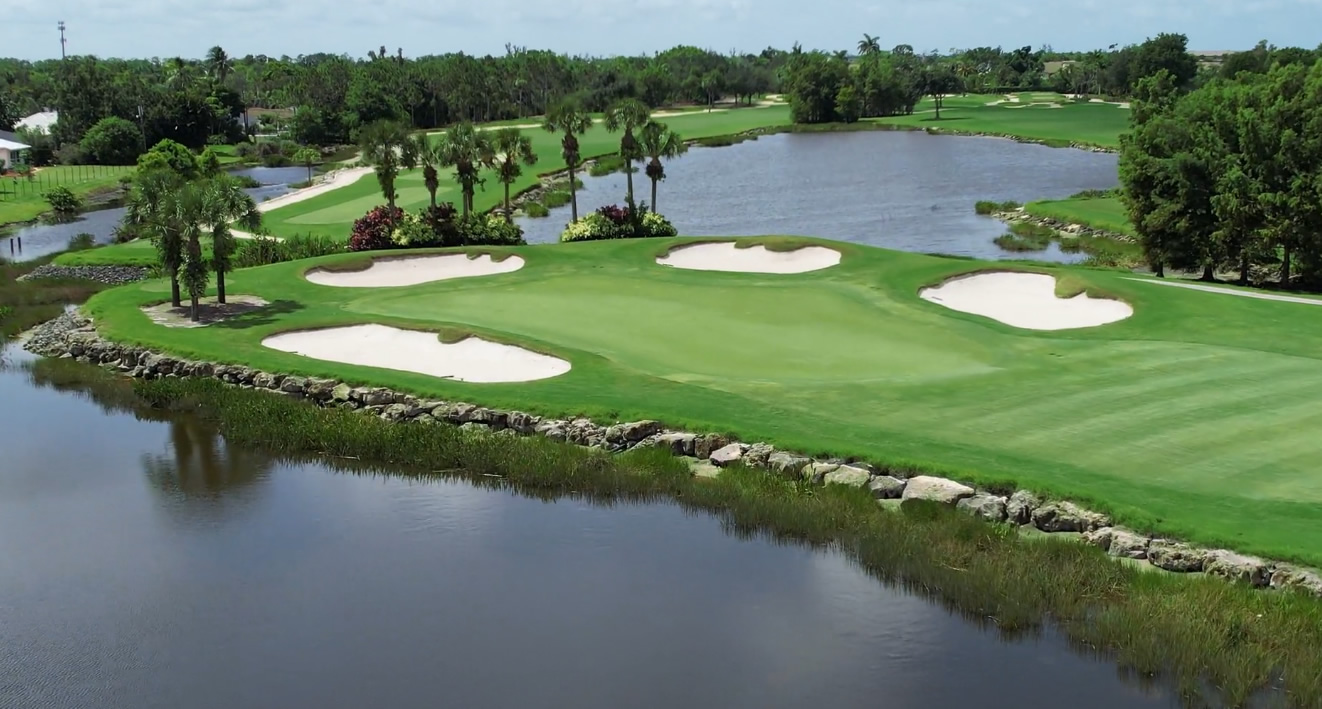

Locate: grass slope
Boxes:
[0,165,134,227]
[1025,195,1135,237]
[84,236,1322,565]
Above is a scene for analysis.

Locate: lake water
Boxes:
[518,131,1119,261]
[1,167,301,263]
[0,341,1183,709]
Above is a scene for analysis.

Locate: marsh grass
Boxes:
[542,190,572,209]
[587,155,627,177]
[975,200,1022,215]
[524,202,550,218]
[23,364,1312,708]
[994,222,1055,251]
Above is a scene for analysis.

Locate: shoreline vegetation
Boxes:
[15,337,1322,709]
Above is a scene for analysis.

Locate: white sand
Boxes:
[656,243,842,274]
[263,324,571,383]
[920,272,1133,330]
[305,254,525,288]
[231,167,375,241]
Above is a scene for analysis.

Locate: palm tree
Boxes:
[857,34,881,56]
[409,134,444,209]
[542,99,594,221]
[437,122,495,217]
[638,121,686,211]
[490,127,538,223]
[358,120,418,210]
[604,98,651,206]
[202,176,261,305]
[171,183,211,323]
[205,46,232,84]
[125,170,185,307]
[293,147,320,185]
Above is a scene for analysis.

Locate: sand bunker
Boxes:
[263,324,570,383]
[920,272,1133,330]
[305,254,525,288]
[656,243,841,274]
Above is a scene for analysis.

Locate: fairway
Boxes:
[878,95,1131,148]
[84,237,1322,565]
[1025,195,1135,236]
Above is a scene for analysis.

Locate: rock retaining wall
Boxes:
[18,264,151,285]
[994,208,1134,244]
[23,311,1322,599]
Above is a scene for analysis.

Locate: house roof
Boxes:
[16,111,59,133]
[0,130,32,150]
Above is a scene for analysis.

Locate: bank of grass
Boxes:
[993,222,1055,251]
[1025,195,1136,238]
[82,236,1322,566]
[0,165,135,227]
[25,358,1322,707]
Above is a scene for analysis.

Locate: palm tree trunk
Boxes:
[625,165,635,205]
[306,164,313,183]
[217,270,226,305]
[568,164,579,222]
[170,271,181,308]
[461,185,471,218]
[1282,246,1292,286]
[190,295,199,322]
[651,177,658,212]
[1201,264,1215,281]
[504,182,512,223]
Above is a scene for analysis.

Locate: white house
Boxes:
[16,110,59,134]
[0,130,31,170]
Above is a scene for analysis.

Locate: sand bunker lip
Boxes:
[262,324,570,383]
[305,254,525,288]
[656,242,842,274]
[920,272,1133,330]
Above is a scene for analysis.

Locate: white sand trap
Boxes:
[263,324,570,383]
[306,254,525,288]
[921,272,1133,330]
[656,243,842,274]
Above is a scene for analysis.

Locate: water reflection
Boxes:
[142,417,274,501]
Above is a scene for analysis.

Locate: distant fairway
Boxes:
[86,237,1322,565]
[879,94,1131,148]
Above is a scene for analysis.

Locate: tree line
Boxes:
[1120,56,1322,286]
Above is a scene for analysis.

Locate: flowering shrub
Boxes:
[348,205,402,252]
[559,205,677,242]
[390,212,432,247]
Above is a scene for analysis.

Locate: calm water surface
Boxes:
[519,131,1118,262]
[0,344,1180,709]
[2,167,300,263]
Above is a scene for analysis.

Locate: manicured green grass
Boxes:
[0,165,134,226]
[53,237,215,267]
[1025,196,1136,237]
[878,96,1131,149]
[84,236,1322,565]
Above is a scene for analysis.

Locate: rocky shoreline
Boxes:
[992,207,1135,243]
[23,311,1322,599]
[18,263,151,285]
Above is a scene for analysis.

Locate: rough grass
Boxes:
[994,222,1055,251]
[524,202,550,218]
[82,236,1322,566]
[27,359,1322,709]
[975,200,1022,215]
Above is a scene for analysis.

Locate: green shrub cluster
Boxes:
[560,205,677,243]
[44,186,83,214]
[234,234,347,268]
[588,155,626,177]
[524,202,550,218]
[974,200,1022,215]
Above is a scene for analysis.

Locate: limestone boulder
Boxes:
[743,443,775,468]
[1204,550,1272,588]
[901,476,975,505]
[1005,490,1041,525]
[279,376,307,394]
[709,443,748,467]
[767,451,811,477]
[1032,501,1111,533]
[358,387,396,406]
[868,476,907,500]
[803,462,839,484]
[1147,541,1209,573]
[1269,565,1322,597]
[652,432,697,456]
[823,465,872,488]
[956,494,1008,522]
[694,434,730,460]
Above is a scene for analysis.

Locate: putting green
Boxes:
[83,237,1322,565]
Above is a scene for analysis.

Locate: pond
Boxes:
[517,131,1119,262]
[1,167,299,263]
[0,342,1182,709]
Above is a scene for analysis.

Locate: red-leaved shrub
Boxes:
[348,205,403,252]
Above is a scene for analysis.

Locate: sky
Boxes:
[6,0,1321,61]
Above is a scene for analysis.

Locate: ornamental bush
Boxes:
[44,186,83,215]
[348,205,403,252]
[458,214,525,246]
[559,204,676,242]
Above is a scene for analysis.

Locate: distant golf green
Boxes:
[84,236,1322,566]
[879,94,1131,148]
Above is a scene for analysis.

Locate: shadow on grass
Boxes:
[212,299,305,330]
[919,116,972,124]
